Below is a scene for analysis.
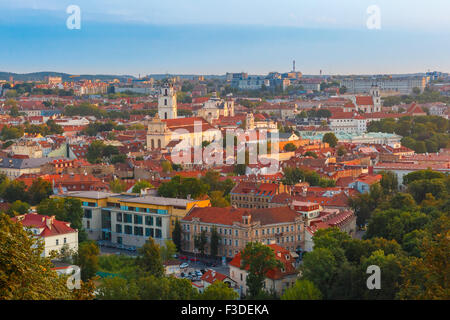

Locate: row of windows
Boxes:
[115,225,163,238]
[55,238,68,245]
[231,195,270,202]
[237,203,269,209]
[116,213,162,227]
[183,224,300,236]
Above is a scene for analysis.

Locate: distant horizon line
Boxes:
[1,70,447,79]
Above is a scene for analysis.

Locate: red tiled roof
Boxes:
[200,269,228,284]
[12,213,77,237]
[355,96,374,106]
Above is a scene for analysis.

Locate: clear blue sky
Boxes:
[1,0,449,76]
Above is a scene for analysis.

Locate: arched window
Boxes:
[164,99,167,106]
[151,139,154,149]
[158,139,161,149]
[165,89,168,96]
[164,112,167,119]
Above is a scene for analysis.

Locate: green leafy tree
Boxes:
[111,154,127,164]
[281,279,322,300]
[200,281,239,300]
[210,226,220,257]
[172,220,182,252]
[380,171,398,195]
[304,151,318,158]
[97,277,140,300]
[160,240,177,262]
[86,140,106,163]
[2,180,28,203]
[301,248,337,299]
[109,179,127,193]
[361,250,405,299]
[398,232,450,299]
[283,143,297,152]
[6,200,30,217]
[27,178,53,205]
[138,275,199,300]
[0,213,76,299]
[132,180,154,194]
[136,237,164,277]
[210,190,230,207]
[194,230,208,255]
[73,241,100,282]
[322,132,338,147]
[240,242,283,298]
[161,160,173,173]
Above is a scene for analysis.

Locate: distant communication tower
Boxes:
[293,60,296,72]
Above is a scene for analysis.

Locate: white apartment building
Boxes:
[340,76,427,94]
[12,213,79,257]
[329,112,367,134]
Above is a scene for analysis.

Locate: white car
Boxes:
[180,262,189,269]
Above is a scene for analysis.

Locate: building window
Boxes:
[155,229,162,238]
[64,238,67,244]
[124,213,132,223]
[134,226,143,236]
[145,228,154,237]
[84,209,92,219]
[134,215,143,225]
[124,225,132,235]
[156,217,162,227]
[145,216,153,226]
[56,239,59,245]
[116,212,123,222]
[116,224,122,234]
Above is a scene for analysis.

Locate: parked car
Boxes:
[180,262,189,269]
[179,255,187,260]
[195,270,202,277]
[190,257,199,262]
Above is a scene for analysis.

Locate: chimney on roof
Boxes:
[46,216,55,230]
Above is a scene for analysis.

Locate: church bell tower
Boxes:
[158,81,178,120]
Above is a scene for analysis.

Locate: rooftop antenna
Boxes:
[293,60,296,72]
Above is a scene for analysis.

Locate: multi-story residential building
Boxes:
[329,112,367,134]
[229,244,299,297]
[12,213,78,257]
[231,75,270,90]
[181,206,304,258]
[57,191,210,247]
[304,208,356,251]
[0,157,58,179]
[340,76,428,94]
[230,182,288,209]
[10,141,44,158]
